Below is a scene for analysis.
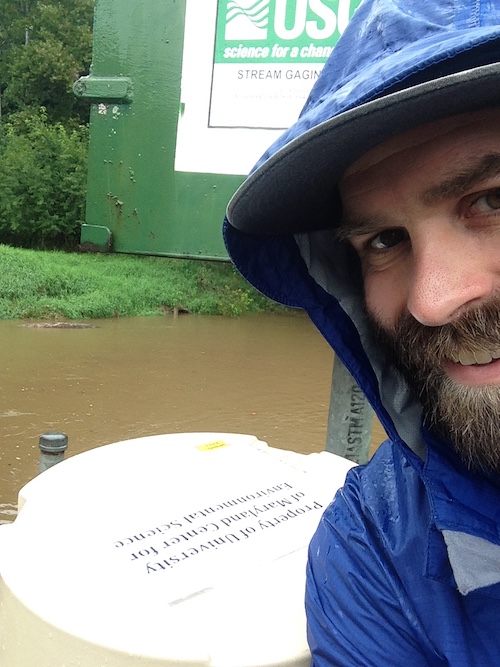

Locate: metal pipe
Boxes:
[325,360,373,464]
[38,432,68,474]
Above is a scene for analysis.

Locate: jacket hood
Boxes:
[224,0,500,459]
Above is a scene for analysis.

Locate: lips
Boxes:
[449,349,500,366]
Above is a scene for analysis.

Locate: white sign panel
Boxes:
[175,0,361,175]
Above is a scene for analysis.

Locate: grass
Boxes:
[0,244,289,319]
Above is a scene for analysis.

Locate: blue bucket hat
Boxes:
[226,0,500,235]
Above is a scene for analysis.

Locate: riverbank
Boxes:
[0,245,289,319]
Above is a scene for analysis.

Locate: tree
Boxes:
[0,107,88,249]
[0,0,93,124]
[0,1,93,250]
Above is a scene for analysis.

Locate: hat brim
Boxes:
[227,62,500,235]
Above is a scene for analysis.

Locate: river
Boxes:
[0,313,386,523]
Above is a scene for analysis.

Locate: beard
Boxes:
[369,300,500,474]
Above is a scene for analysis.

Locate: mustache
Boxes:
[375,299,500,367]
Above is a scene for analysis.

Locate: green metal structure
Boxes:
[75,0,361,260]
[75,0,238,258]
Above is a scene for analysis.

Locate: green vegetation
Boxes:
[0,109,88,249]
[0,0,93,124]
[0,4,282,320]
[0,245,287,319]
[0,0,93,251]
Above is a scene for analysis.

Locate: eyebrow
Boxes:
[336,213,391,241]
[337,152,500,241]
[422,153,500,203]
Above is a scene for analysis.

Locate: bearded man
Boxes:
[224,0,500,664]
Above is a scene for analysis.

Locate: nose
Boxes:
[407,227,495,326]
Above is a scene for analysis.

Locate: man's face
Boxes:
[339,108,500,472]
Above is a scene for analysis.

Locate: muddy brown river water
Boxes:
[0,313,386,523]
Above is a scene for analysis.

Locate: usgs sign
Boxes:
[217,0,362,63]
[176,0,362,175]
[271,0,354,40]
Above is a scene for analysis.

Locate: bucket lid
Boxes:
[1,432,355,666]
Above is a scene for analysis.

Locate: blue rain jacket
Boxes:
[224,1,500,664]
[224,231,500,665]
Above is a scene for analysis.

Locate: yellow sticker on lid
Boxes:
[196,440,229,451]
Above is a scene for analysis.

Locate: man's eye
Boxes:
[369,228,408,250]
[470,189,500,213]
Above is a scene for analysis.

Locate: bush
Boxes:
[0,108,88,250]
